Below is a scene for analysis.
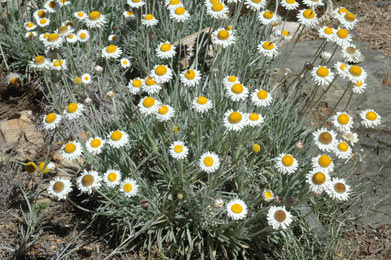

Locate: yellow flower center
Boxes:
[265,191,272,198]
[48,1,56,8]
[89,11,101,21]
[317,67,329,77]
[122,60,128,65]
[253,144,261,153]
[312,172,326,185]
[64,143,76,154]
[81,174,94,187]
[338,7,348,15]
[132,0,141,2]
[262,41,274,50]
[111,131,122,141]
[170,0,180,4]
[324,27,333,35]
[58,26,68,35]
[252,0,262,3]
[48,33,59,42]
[143,97,155,108]
[123,183,133,192]
[74,77,82,84]
[286,0,296,4]
[80,32,87,39]
[68,34,74,39]
[39,162,50,174]
[25,162,37,173]
[158,105,169,115]
[318,155,331,167]
[53,181,65,192]
[27,22,34,28]
[197,96,208,105]
[160,43,172,52]
[303,9,315,19]
[349,65,362,76]
[346,46,356,54]
[108,172,117,182]
[217,30,229,40]
[34,56,45,65]
[77,12,84,17]
[337,142,349,152]
[127,11,133,16]
[175,7,186,15]
[84,75,89,81]
[231,203,243,214]
[249,113,259,121]
[203,156,214,167]
[257,90,268,100]
[274,210,287,222]
[40,18,48,25]
[282,30,290,37]
[334,182,346,194]
[174,145,183,153]
[53,60,64,67]
[282,155,294,167]
[337,114,350,125]
[145,14,154,20]
[38,10,46,18]
[228,112,242,124]
[90,138,101,148]
[10,77,18,84]
[228,76,237,82]
[231,83,243,94]
[366,111,377,121]
[318,132,332,144]
[263,10,274,19]
[337,29,349,39]
[340,64,347,71]
[106,45,117,53]
[132,79,142,88]
[145,77,156,86]
[45,113,57,123]
[212,3,223,12]
[354,81,363,87]
[155,65,167,76]
[67,103,78,113]
[344,12,355,22]
[185,70,196,79]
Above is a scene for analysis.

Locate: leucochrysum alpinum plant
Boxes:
[1,0,382,258]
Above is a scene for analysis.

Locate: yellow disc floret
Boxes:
[64,143,76,154]
[282,155,294,167]
[228,112,242,124]
[231,203,243,214]
[89,11,101,21]
[318,155,331,167]
[312,172,326,185]
[45,113,57,123]
[111,130,123,141]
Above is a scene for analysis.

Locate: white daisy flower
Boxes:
[85,137,105,155]
[104,170,122,187]
[42,113,62,130]
[170,6,191,22]
[211,28,236,48]
[339,12,358,30]
[150,65,173,84]
[223,110,247,131]
[25,31,37,38]
[199,152,220,173]
[121,178,139,197]
[141,14,158,27]
[246,113,264,127]
[333,140,352,159]
[77,29,90,42]
[84,11,107,29]
[43,33,63,49]
[326,178,350,201]
[223,75,240,88]
[47,177,72,200]
[341,44,363,64]
[297,9,319,28]
[74,11,87,20]
[56,25,73,37]
[102,45,122,59]
[6,73,20,85]
[66,33,78,43]
[321,51,332,61]
[77,170,102,194]
[352,80,367,94]
[44,0,58,13]
[267,206,293,230]
[169,141,189,160]
[30,55,51,70]
[207,2,229,19]
[251,89,273,107]
[334,62,350,79]
[58,0,71,7]
[128,78,144,95]
[306,170,330,194]
[143,77,161,95]
[127,0,145,8]
[51,59,67,71]
[245,0,267,11]
[342,131,359,146]
[275,29,293,41]
[360,109,381,128]
[138,97,161,115]
[120,58,131,68]
[81,73,92,85]
[61,141,83,161]
[37,17,50,27]
[332,7,349,21]
[33,9,47,21]
[280,0,299,10]
[24,22,36,31]
[165,0,182,9]
[275,153,298,175]
[259,10,278,25]
[192,96,213,113]
[262,189,274,201]
[333,112,353,132]
[311,154,334,174]
[258,41,279,58]
[311,66,335,86]
[332,28,352,47]
[156,41,176,59]
[39,33,50,42]
[107,130,129,148]
[108,34,118,42]
[226,83,249,101]
[155,105,175,122]
[123,10,136,19]
[226,199,248,220]
[318,26,335,41]
[303,0,324,9]
[180,69,202,87]
[63,102,85,120]
[347,65,367,84]
[313,128,338,152]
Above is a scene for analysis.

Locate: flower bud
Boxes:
[213,197,224,208]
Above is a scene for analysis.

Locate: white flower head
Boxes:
[143,77,162,95]
[150,65,173,84]
[303,0,324,9]
[226,83,249,101]
[155,104,175,122]
[306,170,330,194]
[81,73,92,85]
[180,69,202,87]
[246,113,264,127]
[51,59,67,71]
[77,170,102,194]
[43,33,63,49]
[30,55,51,70]
[121,178,139,197]
[170,6,191,22]
[347,65,367,84]
[267,206,293,230]
[47,177,72,200]
[107,130,129,148]
[352,80,367,94]
[104,170,122,187]
[74,11,87,20]
[223,110,247,131]
[360,109,381,128]
[341,44,364,63]
[86,137,105,155]
[37,17,50,27]
[42,113,62,130]
[311,66,335,86]
[258,41,279,58]
[25,21,37,31]
[63,102,85,120]
[77,29,90,42]
[245,0,267,11]
[128,78,144,95]
[275,153,298,175]
[66,33,78,43]
[313,128,338,152]
[123,10,136,19]
[332,28,352,47]
[142,14,159,27]
[339,12,358,30]
[156,41,176,59]
[84,11,107,29]
[169,141,189,160]
[226,199,248,220]
[326,178,350,201]
[199,152,220,173]
[127,0,145,8]
[102,45,122,59]
[333,140,352,159]
[280,0,299,10]
[334,62,350,79]
[192,96,213,113]
[297,9,319,28]
[251,89,273,107]
[342,131,359,146]
[262,189,274,201]
[61,141,83,161]
[259,10,278,25]
[333,112,353,132]
[211,28,236,48]
[44,0,59,13]
[311,154,334,174]
[207,2,229,19]
[138,97,161,115]
[223,75,240,88]
[318,26,335,41]
[120,58,131,68]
